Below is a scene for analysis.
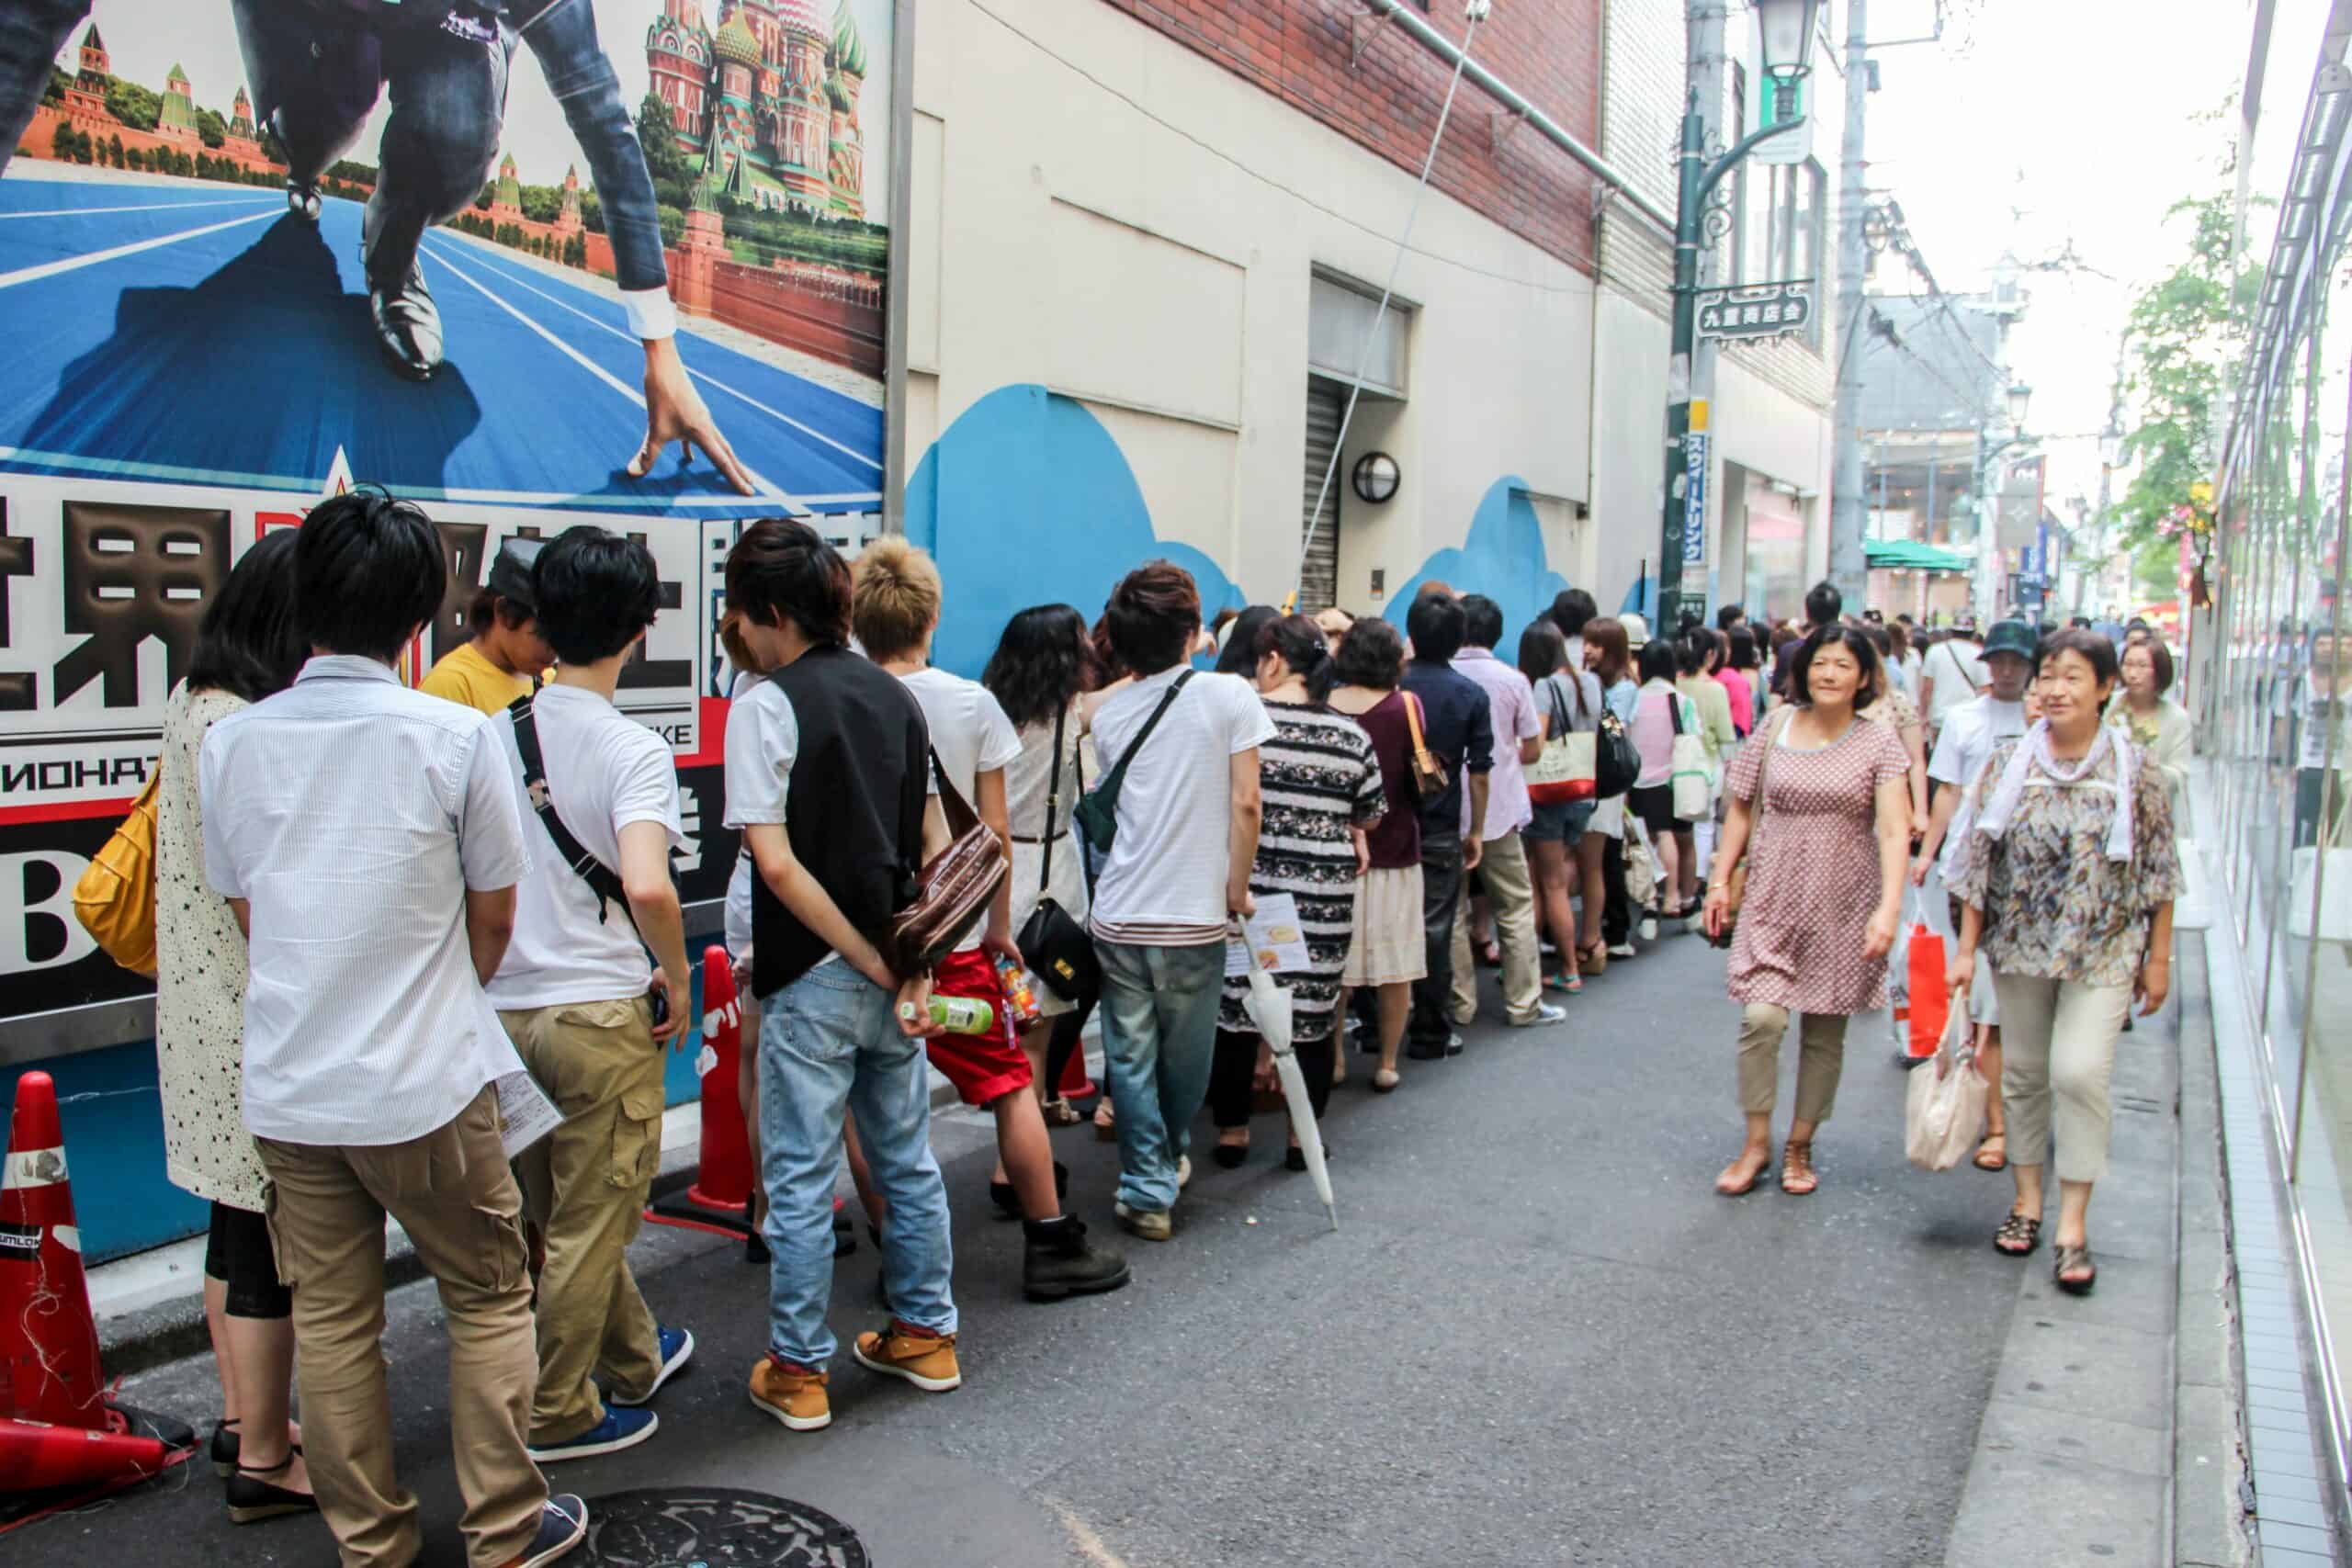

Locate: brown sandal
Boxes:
[2053,1243,2097,1294]
[1994,1213,2041,1256]
[1779,1140,1818,1196]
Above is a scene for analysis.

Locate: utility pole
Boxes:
[1690,0,1727,618]
[1826,0,1870,609]
[2076,345,2128,617]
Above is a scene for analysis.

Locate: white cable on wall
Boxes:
[1292,0,1492,609]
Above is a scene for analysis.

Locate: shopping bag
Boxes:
[1905,1005,1988,1171]
[1886,899,1914,1052]
[1904,916,1950,1058]
[1623,818,1658,909]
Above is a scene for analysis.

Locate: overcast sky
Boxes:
[1852,0,2323,511]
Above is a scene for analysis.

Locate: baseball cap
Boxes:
[1982,618,2037,661]
[485,537,544,613]
[1618,613,1650,649]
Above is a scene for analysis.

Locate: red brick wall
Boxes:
[1099,0,1602,276]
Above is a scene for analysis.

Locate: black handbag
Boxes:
[1593,702,1642,798]
[1015,705,1101,1004]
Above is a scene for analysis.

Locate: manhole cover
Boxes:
[578,1488,869,1566]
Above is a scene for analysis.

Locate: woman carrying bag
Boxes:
[1702,625,1912,1198]
[983,606,1103,1120]
[1519,619,1601,994]
[1949,629,2182,1294]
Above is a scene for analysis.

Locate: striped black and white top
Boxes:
[1218,699,1387,1043]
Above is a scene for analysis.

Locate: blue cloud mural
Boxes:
[1382,477,1575,639]
[904,385,1244,678]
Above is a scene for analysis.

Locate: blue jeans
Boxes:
[0,0,85,181]
[231,0,513,285]
[1095,939,1226,1213]
[519,0,667,292]
[757,963,955,1368]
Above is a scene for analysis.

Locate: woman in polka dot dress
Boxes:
[1702,625,1913,1198]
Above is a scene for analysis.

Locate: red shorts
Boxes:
[924,947,1034,1107]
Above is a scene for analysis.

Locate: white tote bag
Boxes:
[1905,1004,1988,1172]
[1667,694,1711,821]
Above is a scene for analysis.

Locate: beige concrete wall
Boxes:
[899,0,1597,616]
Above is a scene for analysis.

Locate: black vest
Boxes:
[750,646,930,998]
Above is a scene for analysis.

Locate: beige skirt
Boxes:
[1342,863,1428,987]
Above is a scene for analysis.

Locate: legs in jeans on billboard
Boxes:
[0,0,88,181]
[230,0,514,379]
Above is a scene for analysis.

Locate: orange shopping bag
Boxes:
[1905,919,1949,1058]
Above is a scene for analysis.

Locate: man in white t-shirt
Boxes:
[1910,616,2034,1170]
[1089,561,1274,1239]
[1919,617,1990,746]
[851,538,1128,1300]
[486,527,696,1465]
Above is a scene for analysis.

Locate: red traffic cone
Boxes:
[646,947,755,1237]
[0,1073,107,1430]
[0,1416,175,1493]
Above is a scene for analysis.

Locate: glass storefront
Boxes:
[2207,45,2352,1480]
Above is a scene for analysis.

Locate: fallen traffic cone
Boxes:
[646,947,755,1238]
[0,1073,106,1430]
[0,1416,175,1493]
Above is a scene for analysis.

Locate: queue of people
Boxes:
[136,497,2187,1565]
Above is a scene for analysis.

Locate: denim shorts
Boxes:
[1526,796,1596,845]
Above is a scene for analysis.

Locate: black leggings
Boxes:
[1040,998,1099,1101]
[1207,1028,1337,1129]
[205,1201,291,1320]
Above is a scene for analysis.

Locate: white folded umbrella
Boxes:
[1237,925,1337,1231]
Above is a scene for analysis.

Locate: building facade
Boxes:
[646,0,870,218]
[893,0,1840,669]
[1587,1,1842,627]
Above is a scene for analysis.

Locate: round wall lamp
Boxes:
[1351,451,1400,504]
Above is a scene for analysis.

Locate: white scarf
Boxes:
[1973,718,2137,863]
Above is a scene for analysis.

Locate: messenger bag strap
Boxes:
[1097,670,1193,804]
[507,691,628,924]
[1038,703,1066,894]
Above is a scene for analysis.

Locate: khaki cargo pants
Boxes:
[257,1086,543,1568]
[502,995,665,1445]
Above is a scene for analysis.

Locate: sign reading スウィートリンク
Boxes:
[1696,281,1814,343]
[0,0,894,1032]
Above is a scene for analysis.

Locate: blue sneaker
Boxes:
[611,1325,695,1407]
[502,1493,587,1567]
[525,1405,658,1463]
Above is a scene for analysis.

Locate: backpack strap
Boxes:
[507,691,628,923]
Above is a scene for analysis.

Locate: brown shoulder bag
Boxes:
[887,750,1009,976]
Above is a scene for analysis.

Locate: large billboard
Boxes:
[0,0,891,1039]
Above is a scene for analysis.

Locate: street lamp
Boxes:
[1653,2,1815,632]
[2006,380,2033,429]
[1757,0,1824,76]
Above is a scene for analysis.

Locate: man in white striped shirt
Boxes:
[201,491,587,1568]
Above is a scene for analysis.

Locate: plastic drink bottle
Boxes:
[899,994,995,1034]
[993,954,1043,1026]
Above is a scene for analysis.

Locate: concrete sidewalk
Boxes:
[1941,940,2259,1567]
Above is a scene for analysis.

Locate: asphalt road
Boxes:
[31,931,2027,1567]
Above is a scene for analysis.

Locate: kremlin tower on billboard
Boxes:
[645,0,869,220]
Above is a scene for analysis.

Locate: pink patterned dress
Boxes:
[1724,713,1910,1015]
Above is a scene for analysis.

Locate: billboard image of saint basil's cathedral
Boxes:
[646,0,869,220]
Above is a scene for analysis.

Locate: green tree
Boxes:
[580,190,605,234]
[195,107,226,149]
[657,203,685,248]
[108,132,124,168]
[636,92,691,186]
[42,65,69,105]
[49,119,77,161]
[104,79,159,131]
[2116,192,2262,556]
[519,183,561,223]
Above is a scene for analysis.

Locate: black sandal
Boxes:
[226,1455,318,1525]
[2053,1243,2097,1295]
[1993,1213,2041,1257]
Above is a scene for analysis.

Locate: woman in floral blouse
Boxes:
[1951,629,2183,1295]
